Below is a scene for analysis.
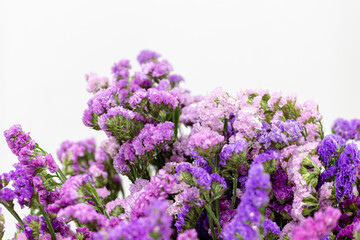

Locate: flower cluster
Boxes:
[2,50,360,240]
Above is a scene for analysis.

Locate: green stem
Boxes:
[173,106,181,140]
[88,184,110,219]
[205,204,221,234]
[56,169,67,183]
[208,212,217,240]
[215,200,220,220]
[1,203,24,228]
[36,145,48,155]
[38,203,56,240]
[230,173,238,209]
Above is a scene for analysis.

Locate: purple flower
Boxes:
[219,139,247,165]
[0,164,34,208]
[4,124,36,157]
[132,122,174,156]
[316,165,337,190]
[271,169,293,201]
[291,207,341,240]
[137,50,161,64]
[48,174,90,212]
[223,164,271,240]
[100,199,172,240]
[263,219,281,236]
[335,150,357,202]
[175,204,191,233]
[317,134,346,166]
[257,120,302,149]
[112,59,131,80]
[177,229,198,240]
[58,203,108,227]
[252,148,280,165]
[332,118,360,140]
[188,129,224,151]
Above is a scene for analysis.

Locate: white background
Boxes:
[1,1,360,238]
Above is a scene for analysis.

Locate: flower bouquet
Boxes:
[1,50,360,240]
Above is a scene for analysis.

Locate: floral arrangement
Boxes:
[1,50,360,240]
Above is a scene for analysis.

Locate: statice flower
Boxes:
[271,169,293,201]
[132,122,174,156]
[129,88,179,110]
[57,138,96,174]
[188,129,224,152]
[122,170,177,218]
[48,174,90,212]
[137,50,161,64]
[98,106,145,138]
[252,148,281,166]
[176,163,227,191]
[317,134,346,166]
[177,229,199,240]
[263,219,281,236]
[94,199,172,240]
[4,124,36,157]
[58,203,107,227]
[257,119,302,149]
[169,74,184,86]
[223,164,271,240]
[85,72,109,94]
[291,207,341,240]
[219,139,247,165]
[111,59,131,81]
[0,163,34,208]
[196,87,237,131]
[335,150,357,202]
[332,118,360,141]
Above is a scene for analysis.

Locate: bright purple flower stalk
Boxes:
[291,207,341,240]
[175,204,191,233]
[223,164,271,240]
